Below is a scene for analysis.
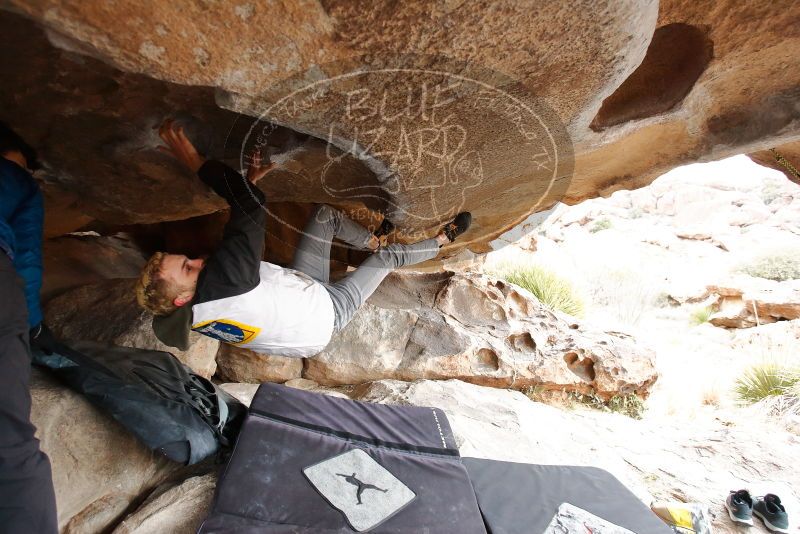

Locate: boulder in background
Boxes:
[305,272,659,399]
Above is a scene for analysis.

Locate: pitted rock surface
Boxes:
[304,272,659,398]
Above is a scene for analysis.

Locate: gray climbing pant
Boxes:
[290,205,440,332]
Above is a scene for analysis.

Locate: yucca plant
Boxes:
[690,306,713,326]
[497,264,584,317]
[755,388,800,419]
[735,363,800,405]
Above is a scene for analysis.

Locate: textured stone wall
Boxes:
[0,0,798,262]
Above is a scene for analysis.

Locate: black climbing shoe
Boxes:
[372,217,395,248]
[373,217,395,238]
[725,489,754,526]
[442,212,472,243]
[754,494,789,533]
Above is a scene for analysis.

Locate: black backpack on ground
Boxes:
[32,341,245,465]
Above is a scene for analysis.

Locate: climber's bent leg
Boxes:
[324,239,440,331]
[290,204,374,284]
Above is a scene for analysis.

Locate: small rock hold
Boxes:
[193,47,210,67]
[138,40,165,63]
[234,3,254,20]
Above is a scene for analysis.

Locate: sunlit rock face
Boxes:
[571,0,800,205]
[1,0,799,262]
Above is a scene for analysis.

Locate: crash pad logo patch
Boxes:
[303,449,416,532]
[191,319,260,345]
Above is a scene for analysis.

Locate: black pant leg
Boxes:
[0,255,57,534]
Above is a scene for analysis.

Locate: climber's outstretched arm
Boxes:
[157,119,205,173]
[157,119,271,295]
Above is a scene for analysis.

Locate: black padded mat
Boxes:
[463,459,673,534]
[200,383,485,533]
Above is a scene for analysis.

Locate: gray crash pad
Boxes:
[463,459,673,534]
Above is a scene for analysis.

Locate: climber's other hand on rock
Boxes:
[245,147,275,184]
[156,118,205,173]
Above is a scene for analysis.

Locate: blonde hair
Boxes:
[136,252,183,316]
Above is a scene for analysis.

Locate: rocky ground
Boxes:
[484,155,800,532]
[486,155,800,410]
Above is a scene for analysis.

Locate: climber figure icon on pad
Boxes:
[337,473,389,505]
[136,120,472,357]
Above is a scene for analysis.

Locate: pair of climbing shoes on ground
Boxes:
[726,489,790,533]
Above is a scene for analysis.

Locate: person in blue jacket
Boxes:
[0,121,57,533]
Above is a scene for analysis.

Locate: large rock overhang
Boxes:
[1,0,799,264]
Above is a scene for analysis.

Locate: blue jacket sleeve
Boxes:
[13,190,44,328]
[0,161,44,328]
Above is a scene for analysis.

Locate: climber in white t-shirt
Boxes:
[136,120,472,358]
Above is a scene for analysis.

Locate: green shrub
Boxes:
[566,391,645,419]
[739,250,800,281]
[497,264,584,317]
[522,385,547,403]
[607,394,646,419]
[589,218,613,233]
[735,363,800,405]
[690,306,713,325]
